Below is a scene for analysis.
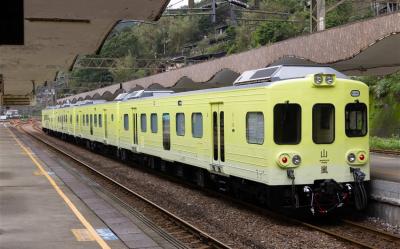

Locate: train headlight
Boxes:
[325,74,335,85]
[314,74,323,85]
[292,155,301,165]
[347,150,367,165]
[347,153,356,163]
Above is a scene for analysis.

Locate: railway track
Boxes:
[17,123,232,249]
[22,122,400,249]
[298,219,400,249]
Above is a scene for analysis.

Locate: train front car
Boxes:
[242,66,369,215]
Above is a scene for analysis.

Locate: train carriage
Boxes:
[42,65,369,215]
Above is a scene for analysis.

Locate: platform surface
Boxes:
[0,124,128,249]
[0,124,171,249]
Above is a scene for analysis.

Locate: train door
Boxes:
[211,103,225,170]
[162,113,170,150]
[104,109,108,139]
[77,111,81,135]
[131,108,138,146]
[90,114,93,135]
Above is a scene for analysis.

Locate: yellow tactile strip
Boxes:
[7,128,111,249]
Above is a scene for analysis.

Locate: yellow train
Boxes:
[42,65,370,215]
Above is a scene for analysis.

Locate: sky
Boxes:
[167,0,201,9]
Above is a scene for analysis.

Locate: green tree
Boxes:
[252,21,298,46]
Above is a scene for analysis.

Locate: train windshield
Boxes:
[345,103,367,137]
[274,103,301,144]
[313,104,335,144]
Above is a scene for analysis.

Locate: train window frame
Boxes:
[274,103,302,145]
[151,113,158,133]
[176,113,185,136]
[246,112,264,145]
[141,114,147,132]
[191,113,203,138]
[345,103,367,137]
[124,114,129,131]
[313,104,335,144]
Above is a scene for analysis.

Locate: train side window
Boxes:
[345,103,367,137]
[274,103,301,144]
[111,114,114,122]
[192,113,203,138]
[313,104,335,144]
[86,114,89,125]
[94,114,98,127]
[141,114,147,132]
[176,113,185,136]
[70,115,72,124]
[99,114,102,128]
[151,113,158,133]
[76,115,78,123]
[124,114,129,131]
[246,112,264,145]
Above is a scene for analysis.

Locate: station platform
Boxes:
[368,153,400,226]
[370,153,400,183]
[0,124,177,249]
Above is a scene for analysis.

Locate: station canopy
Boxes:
[0,0,170,105]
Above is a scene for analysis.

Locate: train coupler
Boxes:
[350,167,368,210]
[287,169,299,208]
[350,167,366,182]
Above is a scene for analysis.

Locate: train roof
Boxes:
[233,65,349,85]
[47,65,351,110]
[115,90,174,101]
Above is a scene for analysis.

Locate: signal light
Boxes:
[359,154,365,161]
[282,156,288,163]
